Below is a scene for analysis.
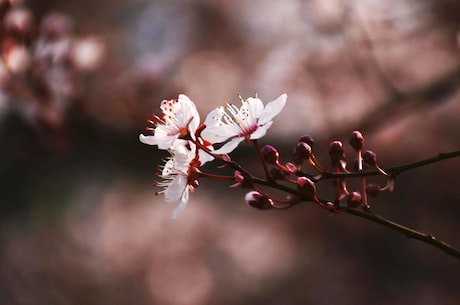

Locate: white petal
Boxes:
[201,125,238,144]
[139,134,157,145]
[250,121,273,139]
[178,94,200,134]
[204,107,224,128]
[213,137,243,154]
[245,97,264,120]
[198,149,214,165]
[172,188,189,219]
[164,176,187,203]
[258,94,287,126]
[139,128,176,150]
[170,141,195,172]
[162,159,175,176]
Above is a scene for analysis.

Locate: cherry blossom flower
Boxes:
[201,94,287,154]
[140,94,200,150]
[156,140,202,218]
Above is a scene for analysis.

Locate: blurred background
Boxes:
[1,0,460,304]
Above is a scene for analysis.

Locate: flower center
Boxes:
[238,122,259,139]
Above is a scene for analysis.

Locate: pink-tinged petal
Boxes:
[164,175,187,203]
[250,121,273,140]
[213,137,243,154]
[258,94,287,126]
[172,189,190,219]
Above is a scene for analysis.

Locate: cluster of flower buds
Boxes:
[141,92,395,218]
[0,0,105,143]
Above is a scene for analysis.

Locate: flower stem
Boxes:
[200,172,236,180]
[253,140,271,180]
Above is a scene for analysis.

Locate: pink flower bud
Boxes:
[347,191,362,208]
[325,202,335,211]
[362,150,377,167]
[329,141,346,168]
[284,162,298,174]
[261,145,279,164]
[366,183,381,197]
[349,131,365,151]
[245,191,273,210]
[297,177,316,200]
[329,140,343,155]
[299,135,314,147]
[232,170,252,188]
[292,142,311,165]
[286,194,301,204]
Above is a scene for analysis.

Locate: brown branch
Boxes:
[320,150,460,179]
[345,208,460,260]
[246,150,460,260]
[206,145,460,260]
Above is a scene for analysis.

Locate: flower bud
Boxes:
[362,150,377,167]
[232,170,252,188]
[298,134,314,148]
[347,191,362,208]
[297,177,316,200]
[325,202,335,211]
[284,162,298,174]
[329,140,346,168]
[329,140,343,155]
[286,194,301,204]
[245,191,273,210]
[366,183,381,197]
[349,131,365,151]
[261,145,279,164]
[292,142,311,165]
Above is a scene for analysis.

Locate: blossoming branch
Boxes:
[140,93,460,260]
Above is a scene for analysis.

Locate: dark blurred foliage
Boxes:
[1,0,460,304]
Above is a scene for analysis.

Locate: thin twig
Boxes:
[320,150,460,179]
[345,208,460,260]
